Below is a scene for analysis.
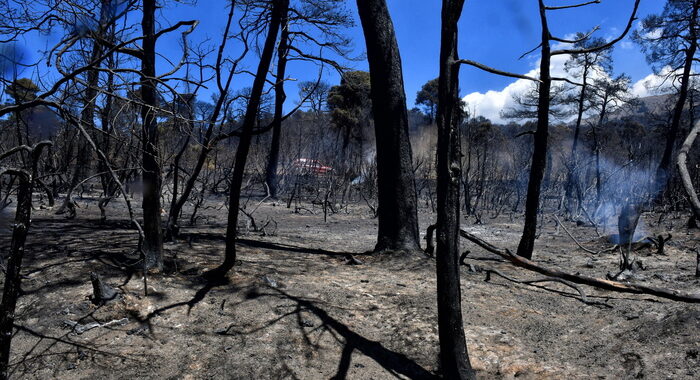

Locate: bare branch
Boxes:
[457,59,541,82]
[545,0,600,11]
[552,76,583,86]
[551,0,641,56]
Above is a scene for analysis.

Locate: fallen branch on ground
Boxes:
[64,318,129,334]
[483,267,594,305]
[553,215,598,255]
[424,224,700,303]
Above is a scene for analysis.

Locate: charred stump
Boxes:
[617,201,641,274]
[90,272,118,304]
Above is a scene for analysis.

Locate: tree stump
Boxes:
[90,272,118,304]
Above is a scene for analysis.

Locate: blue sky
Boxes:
[173,0,664,115]
[9,0,667,121]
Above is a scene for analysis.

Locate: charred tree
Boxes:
[634,0,700,200]
[264,9,290,199]
[617,202,641,273]
[165,5,238,241]
[57,0,114,215]
[516,0,553,260]
[677,121,700,222]
[563,36,612,218]
[434,0,476,378]
[460,1,640,260]
[356,0,421,253]
[0,141,50,379]
[140,0,164,270]
[206,0,289,281]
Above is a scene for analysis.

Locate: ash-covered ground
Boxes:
[2,194,699,379]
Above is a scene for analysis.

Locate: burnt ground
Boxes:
[1,194,700,379]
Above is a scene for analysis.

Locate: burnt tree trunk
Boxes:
[165,95,195,241]
[140,0,163,270]
[653,1,699,200]
[0,174,31,380]
[677,121,700,222]
[434,0,476,378]
[207,0,288,280]
[564,65,589,218]
[0,142,50,379]
[58,0,112,214]
[264,11,289,199]
[618,202,641,271]
[356,0,421,253]
[592,91,609,211]
[165,5,237,240]
[517,0,552,260]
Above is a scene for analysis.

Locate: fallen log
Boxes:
[424,224,700,303]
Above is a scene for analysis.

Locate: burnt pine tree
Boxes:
[206,0,289,280]
[461,0,640,260]
[633,0,700,201]
[356,0,421,253]
[435,0,476,378]
[164,3,241,240]
[264,8,289,199]
[588,74,633,209]
[140,0,163,270]
[0,141,51,379]
[562,35,612,218]
[264,0,353,198]
[516,1,553,260]
[56,0,115,216]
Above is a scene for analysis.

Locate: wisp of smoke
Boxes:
[0,204,14,234]
[27,107,60,139]
[69,1,129,37]
[593,155,656,242]
[0,43,28,79]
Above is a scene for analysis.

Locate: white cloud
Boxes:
[630,66,681,98]
[642,28,663,40]
[461,49,594,124]
[619,40,634,50]
[462,58,686,124]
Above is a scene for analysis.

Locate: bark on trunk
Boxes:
[264,13,289,199]
[677,121,700,221]
[57,0,112,214]
[140,0,163,270]
[593,92,609,211]
[517,0,551,260]
[434,0,476,378]
[356,0,421,253]
[564,66,589,217]
[618,202,641,271]
[0,142,49,379]
[207,0,288,280]
[653,1,699,200]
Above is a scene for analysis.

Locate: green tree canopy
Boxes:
[327,70,372,149]
[6,78,39,103]
[415,77,439,122]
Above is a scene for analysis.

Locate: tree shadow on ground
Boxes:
[232,286,439,380]
[180,230,360,258]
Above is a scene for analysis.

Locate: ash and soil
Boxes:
[2,194,699,379]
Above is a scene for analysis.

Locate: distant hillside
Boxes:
[608,94,674,120]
